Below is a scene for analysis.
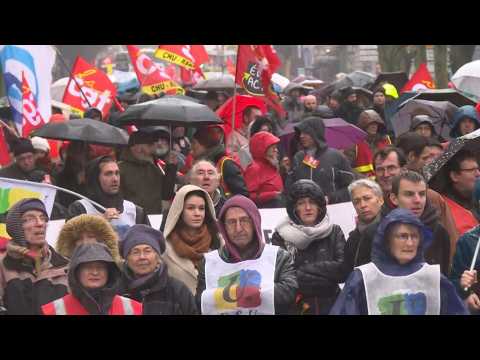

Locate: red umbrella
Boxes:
[216,95,267,136]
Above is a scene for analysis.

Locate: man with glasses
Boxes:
[442,150,480,237]
[373,146,406,209]
[0,198,69,314]
[195,195,298,315]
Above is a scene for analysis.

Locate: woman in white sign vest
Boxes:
[68,156,150,240]
[163,185,221,295]
[196,195,298,315]
[271,180,346,315]
[330,208,468,315]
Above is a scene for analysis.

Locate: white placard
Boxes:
[46,219,65,248]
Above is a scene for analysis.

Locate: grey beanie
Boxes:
[6,198,48,246]
[120,224,165,258]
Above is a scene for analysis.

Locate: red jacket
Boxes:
[244,132,283,206]
[41,293,143,315]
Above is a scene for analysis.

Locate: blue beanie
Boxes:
[120,224,165,258]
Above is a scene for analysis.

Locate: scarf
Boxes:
[168,224,212,266]
[6,241,50,275]
[276,213,334,256]
[357,213,382,234]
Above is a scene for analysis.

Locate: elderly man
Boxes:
[196,195,298,315]
[119,130,177,215]
[0,138,41,181]
[68,156,150,238]
[303,95,319,113]
[0,198,69,314]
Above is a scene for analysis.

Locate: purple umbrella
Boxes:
[279,118,367,156]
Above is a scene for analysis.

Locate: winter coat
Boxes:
[449,105,480,138]
[195,195,298,314]
[443,187,480,235]
[42,243,142,315]
[336,101,363,125]
[118,262,198,315]
[118,148,176,214]
[0,163,34,181]
[163,185,221,295]
[55,214,121,263]
[330,209,468,315]
[244,132,284,208]
[450,225,480,301]
[0,245,69,315]
[200,144,249,198]
[286,117,355,204]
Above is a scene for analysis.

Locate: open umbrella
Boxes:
[31,118,129,147]
[370,72,409,93]
[111,95,222,128]
[451,60,480,101]
[279,118,367,152]
[424,128,480,194]
[51,77,69,103]
[390,99,458,139]
[347,71,376,89]
[193,74,237,91]
[410,88,477,107]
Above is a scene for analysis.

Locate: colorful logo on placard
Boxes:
[377,292,427,315]
[214,269,262,310]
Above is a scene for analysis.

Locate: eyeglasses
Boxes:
[375,165,400,175]
[21,214,49,225]
[458,167,480,173]
[393,233,419,242]
[129,248,155,258]
[224,217,252,229]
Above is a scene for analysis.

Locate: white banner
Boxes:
[147,201,357,242]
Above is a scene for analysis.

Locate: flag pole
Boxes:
[0,177,107,212]
[231,45,239,132]
[52,46,93,108]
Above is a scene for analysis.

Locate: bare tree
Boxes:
[434,45,449,88]
[450,45,476,73]
[377,45,412,73]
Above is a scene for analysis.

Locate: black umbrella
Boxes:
[192,74,237,91]
[32,118,129,146]
[347,71,376,89]
[111,95,222,128]
[371,72,409,93]
[410,89,477,107]
[424,128,480,193]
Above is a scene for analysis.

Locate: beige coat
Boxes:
[163,185,222,295]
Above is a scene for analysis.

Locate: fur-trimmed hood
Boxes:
[55,214,121,262]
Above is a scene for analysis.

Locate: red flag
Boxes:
[401,63,436,93]
[155,45,209,73]
[0,128,11,166]
[62,56,117,119]
[235,45,285,117]
[180,67,204,86]
[226,57,236,76]
[127,45,184,96]
[22,72,47,137]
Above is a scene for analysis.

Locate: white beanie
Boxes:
[31,137,50,153]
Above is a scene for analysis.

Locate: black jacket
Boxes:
[195,246,297,315]
[118,263,197,315]
[271,224,345,315]
[286,118,355,204]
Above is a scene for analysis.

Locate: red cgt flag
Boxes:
[0,127,11,166]
[235,45,285,117]
[401,63,436,93]
[155,45,209,74]
[127,45,184,96]
[22,72,47,137]
[62,56,117,119]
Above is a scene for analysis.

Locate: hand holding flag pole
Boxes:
[464,236,480,291]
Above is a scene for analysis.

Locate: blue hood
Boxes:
[449,105,480,138]
[371,208,433,276]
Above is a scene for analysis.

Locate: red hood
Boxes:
[249,131,280,161]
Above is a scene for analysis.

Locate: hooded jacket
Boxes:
[43,243,142,315]
[118,148,177,214]
[67,156,150,226]
[196,195,298,314]
[163,185,221,295]
[55,214,121,263]
[0,199,69,314]
[271,180,346,314]
[330,208,468,315]
[287,117,355,204]
[449,105,480,138]
[244,132,284,208]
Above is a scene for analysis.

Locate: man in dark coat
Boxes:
[286,116,355,204]
[196,195,298,315]
[118,225,197,315]
[0,138,42,181]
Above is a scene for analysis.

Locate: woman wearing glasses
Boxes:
[163,185,221,295]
